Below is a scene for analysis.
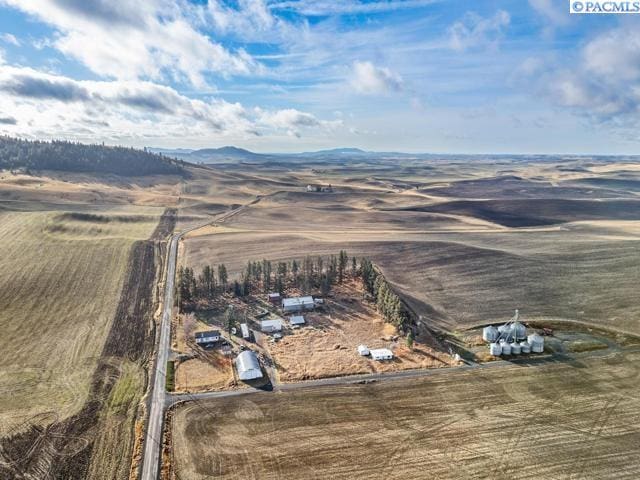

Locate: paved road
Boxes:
[140,233,179,480]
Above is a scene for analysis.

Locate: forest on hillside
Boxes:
[0,136,185,176]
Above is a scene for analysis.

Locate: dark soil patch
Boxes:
[399,199,640,227]
[151,207,176,241]
[422,175,624,199]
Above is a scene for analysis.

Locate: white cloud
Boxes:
[0,65,336,140]
[517,26,640,125]
[528,0,568,26]
[257,107,341,137]
[0,33,20,46]
[350,61,402,95]
[0,0,262,87]
[449,10,510,52]
[269,0,438,16]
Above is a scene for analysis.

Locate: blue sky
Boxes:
[0,0,638,154]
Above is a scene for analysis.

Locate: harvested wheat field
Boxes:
[0,202,168,478]
[171,350,640,480]
[269,281,452,382]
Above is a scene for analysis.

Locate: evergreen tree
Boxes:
[217,264,228,291]
[407,331,414,349]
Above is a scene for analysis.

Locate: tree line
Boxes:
[176,252,412,331]
[360,258,411,331]
[0,135,185,176]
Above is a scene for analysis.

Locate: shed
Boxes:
[268,293,281,305]
[357,345,370,356]
[260,318,283,333]
[240,323,250,339]
[370,348,393,361]
[235,351,263,381]
[289,315,305,326]
[195,330,221,346]
[282,296,315,313]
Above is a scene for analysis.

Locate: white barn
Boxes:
[289,315,305,326]
[235,350,263,381]
[370,348,393,361]
[260,318,283,333]
[282,296,315,313]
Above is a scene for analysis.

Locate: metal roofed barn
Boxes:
[235,350,263,381]
[260,318,283,333]
[281,296,315,313]
[289,315,305,326]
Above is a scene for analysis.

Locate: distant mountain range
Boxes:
[146,145,640,166]
[146,145,419,164]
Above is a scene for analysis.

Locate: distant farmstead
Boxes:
[195,330,221,347]
[235,350,263,381]
[282,296,315,313]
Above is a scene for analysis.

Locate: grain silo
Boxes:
[510,342,521,355]
[489,342,502,356]
[528,333,544,353]
[500,340,512,355]
[483,325,499,342]
[520,341,531,354]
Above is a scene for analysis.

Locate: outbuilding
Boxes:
[195,330,221,347]
[357,345,370,356]
[370,348,393,361]
[260,318,283,333]
[235,350,263,381]
[240,323,250,339]
[282,296,315,313]
[289,315,305,326]
[268,293,281,305]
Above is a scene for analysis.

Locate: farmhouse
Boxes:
[234,350,263,381]
[282,296,315,313]
[268,292,281,305]
[195,330,221,347]
[260,318,283,333]
[289,315,305,326]
[370,348,393,361]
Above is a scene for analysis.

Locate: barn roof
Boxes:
[235,350,260,373]
[282,296,314,307]
[195,330,220,339]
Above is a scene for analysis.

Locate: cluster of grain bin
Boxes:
[483,310,545,356]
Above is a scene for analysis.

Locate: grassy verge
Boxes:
[166,361,175,392]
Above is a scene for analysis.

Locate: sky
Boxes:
[0,0,638,154]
